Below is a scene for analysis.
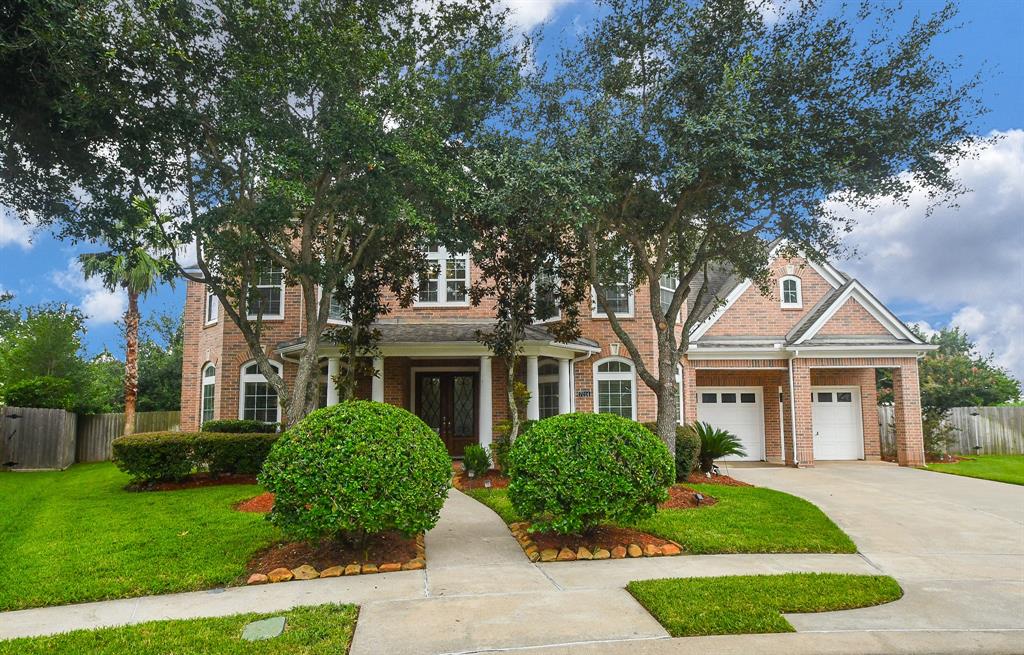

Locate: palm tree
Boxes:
[79,209,174,436]
[692,421,747,473]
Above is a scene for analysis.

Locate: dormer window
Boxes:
[417,245,469,305]
[780,276,802,309]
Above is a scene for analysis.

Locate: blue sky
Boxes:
[1,0,1021,376]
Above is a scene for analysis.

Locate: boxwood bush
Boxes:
[200,419,278,434]
[643,422,701,481]
[508,413,674,534]
[259,401,452,543]
[112,431,279,482]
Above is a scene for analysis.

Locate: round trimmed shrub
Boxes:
[259,401,451,542]
[507,413,674,534]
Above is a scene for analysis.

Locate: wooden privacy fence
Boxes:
[878,406,1024,456]
[76,410,181,463]
[0,407,180,470]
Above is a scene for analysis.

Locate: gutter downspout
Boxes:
[787,350,800,467]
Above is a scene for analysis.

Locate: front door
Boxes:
[415,372,478,457]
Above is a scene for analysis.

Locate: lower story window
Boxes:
[594,358,635,419]
[538,381,559,419]
[200,364,216,424]
[240,361,281,423]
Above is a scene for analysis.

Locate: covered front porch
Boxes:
[278,322,599,456]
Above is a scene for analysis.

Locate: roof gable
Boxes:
[791,280,922,344]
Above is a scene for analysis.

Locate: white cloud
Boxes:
[51,259,127,325]
[501,0,576,33]
[0,206,34,250]
[835,129,1024,380]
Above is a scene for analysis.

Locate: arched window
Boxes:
[239,360,282,423]
[780,276,802,308]
[200,364,216,425]
[537,360,560,419]
[593,357,636,419]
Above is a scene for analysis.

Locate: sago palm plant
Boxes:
[692,421,746,473]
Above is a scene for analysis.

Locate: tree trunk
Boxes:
[506,358,520,441]
[122,290,140,437]
[654,328,680,458]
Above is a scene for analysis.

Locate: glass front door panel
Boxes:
[419,376,442,433]
[452,376,475,437]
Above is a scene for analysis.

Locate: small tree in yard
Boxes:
[540,0,988,455]
[79,207,175,435]
[466,135,591,441]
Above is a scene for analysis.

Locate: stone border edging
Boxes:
[509,522,682,562]
[246,534,426,585]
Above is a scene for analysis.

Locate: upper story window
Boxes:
[205,288,219,324]
[247,265,285,320]
[327,292,350,323]
[780,276,802,309]
[239,360,281,424]
[200,364,216,425]
[594,357,636,419]
[659,272,679,318]
[417,245,469,305]
[593,262,634,318]
[534,271,560,323]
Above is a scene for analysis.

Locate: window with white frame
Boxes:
[417,245,468,304]
[538,361,560,419]
[593,264,633,317]
[660,272,679,317]
[534,271,560,323]
[200,364,216,425]
[240,361,281,423]
[247,265,285,319]
[780,276,802,308]
[594,358,635,419]
[205,288,218,324]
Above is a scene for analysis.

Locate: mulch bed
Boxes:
[926,453,973,464]
[128,473,258,492]
[248,531,419,575]
[453,469,509,490]
[659,484,717,509]
[685,472,751,487]
[237,491,275,513]
[528,525,676,553]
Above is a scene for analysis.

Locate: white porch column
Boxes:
[326,357,340,406]
[371,356,385,402]
[558,357,572,414]
[525,355,540,421]
[479,356,493,449]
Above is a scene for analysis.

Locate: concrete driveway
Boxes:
[729,461,1024,633]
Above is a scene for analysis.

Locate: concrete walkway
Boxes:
[3,470,1021,654]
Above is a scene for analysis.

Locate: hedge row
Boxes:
[112,431,279,482]
[200,419,279,434]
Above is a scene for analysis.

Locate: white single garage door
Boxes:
[811,387,863,460]
[696,387,764,461]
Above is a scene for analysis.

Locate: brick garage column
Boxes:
[790,359,814,467]
[859,368,881,460]
[892,362,925,466]
[681,359,698,424]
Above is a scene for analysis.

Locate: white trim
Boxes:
[794,281,922,344]
[204,289,219,326]
[780,275,802,309]
[592,356,637,420]
[810,385,864,461]
[591,285,635,318]
[768,240,846,288]
[200,363,216,424]
[415,246,471,307]
[245,266,285,321]
[238,359,283,423]
[689,279,752,340]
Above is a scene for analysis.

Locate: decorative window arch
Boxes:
[780,276,802,308]
[239,360,283,423]
[593,357,637,420]
[200,363,216,425]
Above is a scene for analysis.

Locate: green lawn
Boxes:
[926,455,1024,485]
[0,604,357,654]
[465,484,856,554]
[0,462,278,611]
[627,574,902,637]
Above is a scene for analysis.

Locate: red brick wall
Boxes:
[704,256,835,337]
[816,297,892,336]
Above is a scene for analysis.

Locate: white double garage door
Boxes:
[696,386,864,461]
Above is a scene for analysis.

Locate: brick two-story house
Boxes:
[180,243,931,467]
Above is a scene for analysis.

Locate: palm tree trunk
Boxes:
[122,290,140,437]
